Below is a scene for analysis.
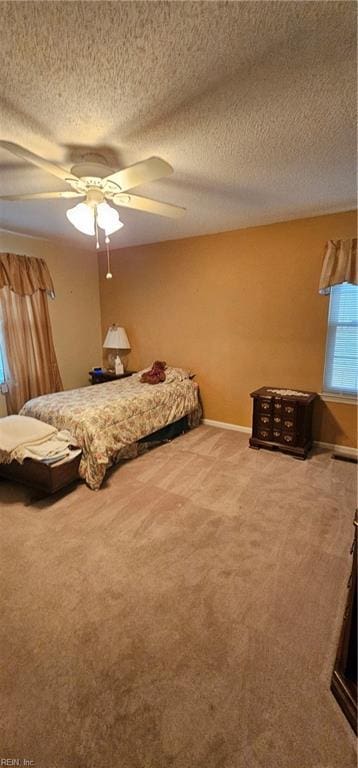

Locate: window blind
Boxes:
[323,282,358,396]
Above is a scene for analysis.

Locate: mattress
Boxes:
[19,370,200,489]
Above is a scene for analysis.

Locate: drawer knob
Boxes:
[259,430,269,438]
[274,417,281,423]
[285,406,294,414]
[284,420,293,428]
[262,403,270,410]
[261,416,269,424]
[283,435,293,443]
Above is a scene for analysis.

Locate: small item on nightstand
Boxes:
[115,356,124,375]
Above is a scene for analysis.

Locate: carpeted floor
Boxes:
[0,425,356,768]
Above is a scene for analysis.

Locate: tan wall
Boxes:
[99,210,357,448]
[0,231,102,416]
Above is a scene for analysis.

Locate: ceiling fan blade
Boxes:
[0,191,83,201]
[104,157,173,191]
[0,141,79,183]
[112,193,185,219]
[112,192,185,219]
[113,193,185,219]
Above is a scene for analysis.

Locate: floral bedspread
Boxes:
[19,372,200,489]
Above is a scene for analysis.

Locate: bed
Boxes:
[19,368,201,490]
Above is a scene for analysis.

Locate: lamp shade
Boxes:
[66,201,123,237]
[66,202,95,235]
[103,325,130,349]
[97,202,124,235]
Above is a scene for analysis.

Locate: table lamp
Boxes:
[103,325,131,372]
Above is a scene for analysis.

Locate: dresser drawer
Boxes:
[257,413,272,428]
[281,433,295,446]
[282,401,297,417]
[282,417,295,432]
[272,414,282,428]
[256,427,272,442]
[257,397,272,414]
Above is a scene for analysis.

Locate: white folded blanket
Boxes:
[0,415,75,464]
[21,434,74,461]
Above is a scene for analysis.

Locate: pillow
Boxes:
[162,366,190,383]
[135,364,190,383]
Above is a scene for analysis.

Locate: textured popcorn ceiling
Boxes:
[0,1,356,249]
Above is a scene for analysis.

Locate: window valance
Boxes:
[319,238,357,295]
[0,252,55,297]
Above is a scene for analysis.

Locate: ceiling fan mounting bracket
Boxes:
[70,161,114,180]
[67,176,122,197]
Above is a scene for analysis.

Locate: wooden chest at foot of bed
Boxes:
[0,453,82,494]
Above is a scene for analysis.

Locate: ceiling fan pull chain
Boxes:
[106,238,112,280]
[95,206,100,250]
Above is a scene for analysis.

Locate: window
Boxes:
[323,282,358,397]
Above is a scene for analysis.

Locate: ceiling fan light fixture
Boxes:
[0,143,185,241]
[66,202,95,235]
[97,201,124,235]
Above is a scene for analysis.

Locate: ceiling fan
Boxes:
[0,141,185,249]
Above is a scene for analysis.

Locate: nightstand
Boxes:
[249,386,317,459]
[89,370,135,385]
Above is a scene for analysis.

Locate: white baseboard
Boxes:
[314,441,358,459]
[202,418,357,458]
[202,418,251,434]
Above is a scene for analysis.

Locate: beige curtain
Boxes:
[319,238,358,294]
[0,252,55,296]
[0,253,63,414]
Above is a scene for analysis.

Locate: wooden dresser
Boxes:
[249,387,317,459]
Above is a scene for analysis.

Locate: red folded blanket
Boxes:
[140,361,166,385]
